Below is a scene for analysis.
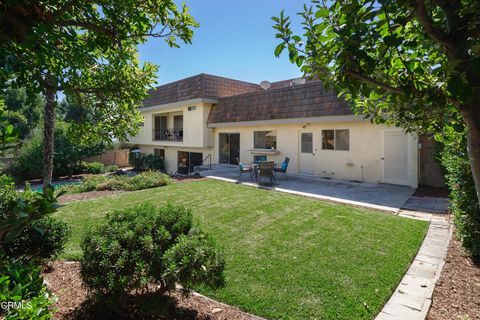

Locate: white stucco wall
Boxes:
[211,120,418,187]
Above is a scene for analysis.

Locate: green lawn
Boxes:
[55,179,428,320]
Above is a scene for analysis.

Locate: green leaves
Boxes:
[272,0,477,133]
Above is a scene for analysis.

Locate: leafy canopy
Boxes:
[0,0,198,142]
[273,0,480,133]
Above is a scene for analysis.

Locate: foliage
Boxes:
[9,123,105,180]
[129,153,164,171]
[273,0,480,209]
[80,203,224,303]
[0,174,16,212]
[0,258,55,320]
[1,88,43,139]
[58,171,171,194]
[437,127,480,256]
[80,162,106,174]
[105,165,119,173]
[143,154,165,171]
[1,216,70,264]
[273,1,479,132]
[0,102,18,156]
[0,185,59,245]
[1,0,198,144]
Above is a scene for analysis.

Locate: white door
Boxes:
[299,131,316,175]
[383,130,409,185]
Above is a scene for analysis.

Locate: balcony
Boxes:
[153,128,183,142]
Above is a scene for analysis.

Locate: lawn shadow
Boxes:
[64,291,209,320]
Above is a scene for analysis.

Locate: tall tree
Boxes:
[273,0,480,205]
[0,1,198,192]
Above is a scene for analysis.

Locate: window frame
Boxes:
[321,129,350,151]
[253,130,277,150]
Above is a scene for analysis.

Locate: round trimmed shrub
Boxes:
[1,216,71,264]
[80,203,224,300]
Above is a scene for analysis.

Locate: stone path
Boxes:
[375,213,451,320]
[402,196,449,214]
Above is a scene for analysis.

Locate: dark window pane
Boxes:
[322,130,334,150]
[335,129,349,150]
[254,131,276,149]
[301,133,313,153]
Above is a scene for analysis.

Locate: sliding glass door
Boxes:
[219,133,240,164]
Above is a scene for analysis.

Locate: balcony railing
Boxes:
[153,128,183,142]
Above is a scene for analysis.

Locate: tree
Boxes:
[2,88,44,139]
[0,1,198,193]
[273,0,480,206]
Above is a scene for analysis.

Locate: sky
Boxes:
[138,0,307,86]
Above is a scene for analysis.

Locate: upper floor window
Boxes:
[322,129,349,150]
[254,131,277,149]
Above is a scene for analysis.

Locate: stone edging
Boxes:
[375,215,452,320]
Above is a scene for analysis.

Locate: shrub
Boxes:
[8,123,105,181]
[81,161,106,174]
[437,127,480,256]
[0,257,55,320]
[105,165,119,173]
[57,171,170,194]
[125,171,170,191]
[143,154,164,171]
[80,203,224,303]
[1,216,70,264]
[0,174,16,211]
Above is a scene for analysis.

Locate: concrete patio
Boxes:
[199,164,416,212]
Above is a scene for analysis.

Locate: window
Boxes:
[188,106,196,111]
[322,129,349,150]
[254,131,276,149]
[301,132,313,153]
[154,148,165,159]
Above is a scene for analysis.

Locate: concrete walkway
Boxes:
[376,213,451,320]
[201,165,415,212]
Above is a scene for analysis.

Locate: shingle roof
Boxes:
[142,73,262,107]
[207,80,353,124]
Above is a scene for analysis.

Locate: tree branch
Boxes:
[345,70,406,95]
[60,20,115,37]
[414,0,454,50]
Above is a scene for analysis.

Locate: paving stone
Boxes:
[381,302,423,320]
[407,260,438,279]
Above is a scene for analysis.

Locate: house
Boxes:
[128,73,444,188]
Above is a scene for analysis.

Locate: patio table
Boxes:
[250,163,259,181]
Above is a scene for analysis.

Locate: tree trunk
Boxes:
[42,74,57,194]
[461,107,480,207]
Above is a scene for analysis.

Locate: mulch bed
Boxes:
[58,191,124,204]
[43,261,254,320]
[427,232,480,320]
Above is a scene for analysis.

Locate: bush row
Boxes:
[437,128,480,256]
[58,171,171,194]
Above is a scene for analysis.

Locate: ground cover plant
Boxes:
[55,179,428,319]
[57,171,170,194]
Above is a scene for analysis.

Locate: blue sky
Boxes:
[138,1,306,86]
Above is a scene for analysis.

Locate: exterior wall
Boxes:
[137,144,213,174]
[129,102,213,148]
[212,120,418,187]
[419,135,445,187]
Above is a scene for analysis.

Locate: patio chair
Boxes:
[238,159,253,180]
[274,157,290,180]
[257,161,275,184]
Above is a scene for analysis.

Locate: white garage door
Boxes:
[383,130,409,185]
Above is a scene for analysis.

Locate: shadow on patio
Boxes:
[199,164,415,212]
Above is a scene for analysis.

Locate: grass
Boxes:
[55,179,428,320]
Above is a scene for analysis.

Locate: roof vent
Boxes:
[260,80,271,90]
[291,78,306,86]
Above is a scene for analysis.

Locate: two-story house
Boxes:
[128,73,444,188]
